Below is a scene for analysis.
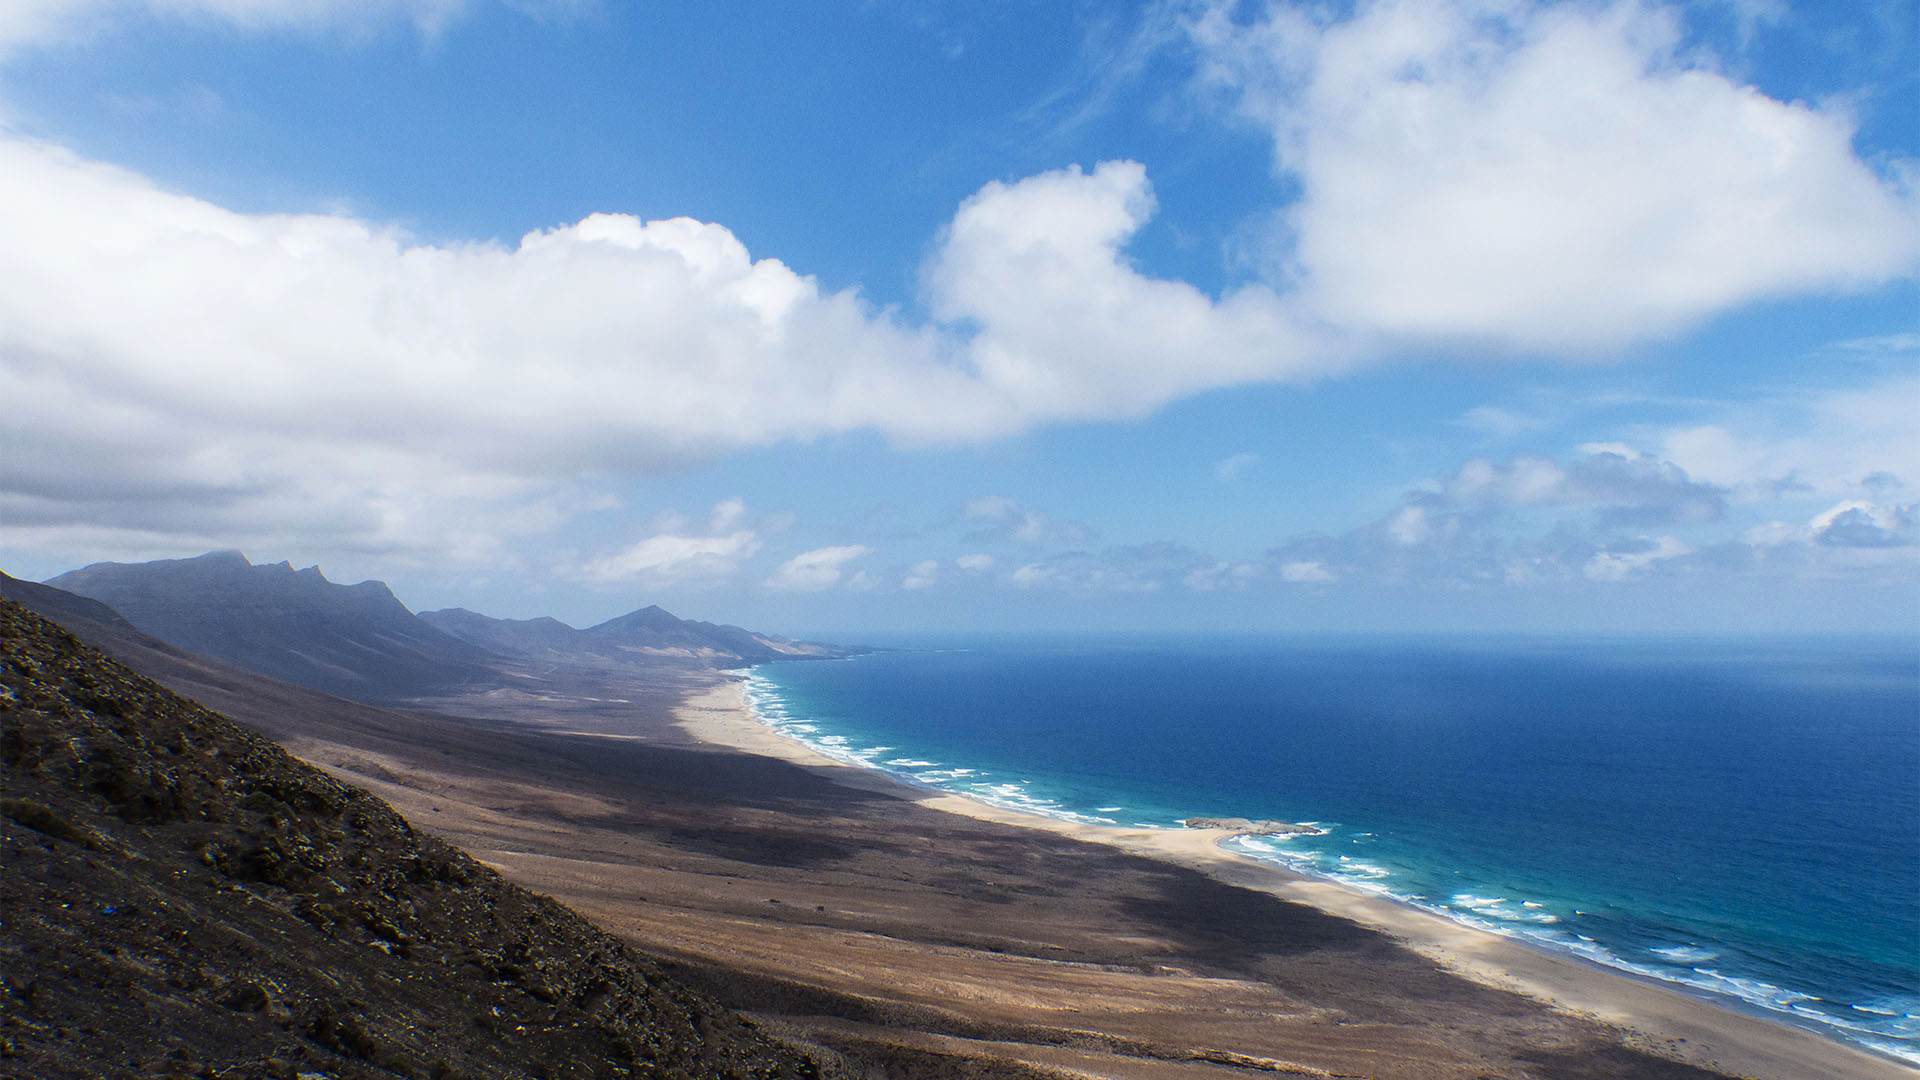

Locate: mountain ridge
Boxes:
[47,552,498,703]
[419,604,858,668]
[36,552,861,707]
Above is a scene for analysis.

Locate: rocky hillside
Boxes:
[0,600,840,1080]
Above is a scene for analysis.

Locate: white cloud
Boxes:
[1184,559,1264,591]
[1584,535,1692,581]
[955,553,995,572]
[1190,0,1920,351]
[0,140,1331,566]
[962,495,1021,521]
[961,494,1093,545]
[1438,451,1725,525]
[928,161,1343,419]
[1009,562,1053,588]
[1262,429,1920,591]
[1741,520,1803,548]
[0,0,474,55]
[1278,560,1334,583]
[765,545,871,592]
[1009,556,1168,593]
[1655,373,1920,502]
[1457,404,1551,441]
[575,499,762,588]
[1212,452,1259,481]
[1808,501,1917,549]
[1265,446,1734,586]
[1830,332,1920,355]
[578,532,758,587]
[1006,542,1211,593]
[708,496,748,532]
[3,0,1914,584]
[902,559,940,589]
[1386,506,1433,547]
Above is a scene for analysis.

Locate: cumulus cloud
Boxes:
[1440,451,1726,526]
[0,133,1348,567]
[574,498,763,588]
[1742,500,1919,552]
[962,495,1095,546]
[1583,535,1692,581]
[1655,373,1920,503]
[1011,542,1214,593]
[902,559,940,589]
[1809,502,1917,549]
[1212,452,1259,482]
[1266,448,1732,585]
[1185,558,1266,590]
[1190,0,1920,351]
[1003,543,1283,594]
[928,161,1341,420]
[1454,404,1550,441]
[962,496,1020,521]
[1266,435,1920,589]
[765,545,871,592]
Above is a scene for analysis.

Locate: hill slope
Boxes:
[46,552,503,702]
[0,600,838,1080]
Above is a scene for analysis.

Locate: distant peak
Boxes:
[583,603,684,637]
[616,604,680,623]
[195,549,251,565]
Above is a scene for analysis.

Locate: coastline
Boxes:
[679,676,1916,1080]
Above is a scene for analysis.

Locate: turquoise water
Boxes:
[745,635,1920,1063]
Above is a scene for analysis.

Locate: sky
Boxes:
[0,0,1915,635]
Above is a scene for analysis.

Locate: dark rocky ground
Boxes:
[0,600,844,1080]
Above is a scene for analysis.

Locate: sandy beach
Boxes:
[679,679,1914,1080]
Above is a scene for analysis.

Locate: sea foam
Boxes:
[739,641,1920,1066]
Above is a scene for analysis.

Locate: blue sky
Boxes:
[0,0,1914,634]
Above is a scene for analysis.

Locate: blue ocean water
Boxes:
[744,635,1920,1063]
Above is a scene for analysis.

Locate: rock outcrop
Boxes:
[1181,817,1322,837]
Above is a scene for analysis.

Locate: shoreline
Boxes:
[678,676,1915,1080]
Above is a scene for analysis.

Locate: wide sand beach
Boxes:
[678,679,1914,1080]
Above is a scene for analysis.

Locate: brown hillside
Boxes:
[0,600,841,1080]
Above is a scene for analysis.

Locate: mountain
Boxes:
[584,603,858,664]
[0,570,142,637]
[32,552,859,707]
[421,603,861,668]
[0,599,837,1079]
[46,551,501,702]
[409,606,584,660]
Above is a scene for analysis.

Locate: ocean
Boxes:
[742,634,1920,1064]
